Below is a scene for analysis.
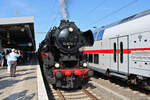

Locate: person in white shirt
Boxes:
[6,50,11,73]
[7,49,21,77]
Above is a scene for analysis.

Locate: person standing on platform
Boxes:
[0,51,5,68]
[7,49,21,77]
[1,51,5,68]
[6,50,11,73]
[0,52,2,67]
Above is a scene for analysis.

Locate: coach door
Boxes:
[110,36,129,73]
[118,36,129,73]
[110,38,119,71]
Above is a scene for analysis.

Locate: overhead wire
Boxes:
[84,0,107,17]
[49,0,60,28]
[87,0,138,28]
[50,11,60,27]
[36,0,59,34]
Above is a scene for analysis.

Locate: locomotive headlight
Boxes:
[83,63,87,67]
[55,63,60,68]
[68,27,73,32]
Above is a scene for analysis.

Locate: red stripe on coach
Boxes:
[80,48,150,54]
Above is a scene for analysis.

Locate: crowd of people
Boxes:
[0,49,33,77]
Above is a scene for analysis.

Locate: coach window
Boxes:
[88,54,90,62]
[89,54,93,63]
[120,42,123,63]
[93,32,97,40]
[86,54,89,62]
[97,30,104,40]
[114,43,116,63]
[94,54,99,64]
[85,54,87,58]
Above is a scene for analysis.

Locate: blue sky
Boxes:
[0,0,150,49]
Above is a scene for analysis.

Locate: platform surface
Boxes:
[0,65,38,100]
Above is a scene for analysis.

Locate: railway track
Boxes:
[46,75,150,100]
[49,85,101,100]
[89,77,150,100]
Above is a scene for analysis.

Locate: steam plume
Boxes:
[59,0,68,20]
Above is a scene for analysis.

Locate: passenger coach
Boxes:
[81,9,150,89]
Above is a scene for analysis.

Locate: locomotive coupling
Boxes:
[55,71,64,79]
[87,70,94,77]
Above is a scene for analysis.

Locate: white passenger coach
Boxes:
[81,9,150,89]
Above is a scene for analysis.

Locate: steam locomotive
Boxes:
[38,20,94,88]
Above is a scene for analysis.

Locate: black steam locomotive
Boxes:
[38,20,94,88]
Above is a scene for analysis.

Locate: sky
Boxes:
[0,0,150,49]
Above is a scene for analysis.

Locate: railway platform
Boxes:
[0,61,48,100]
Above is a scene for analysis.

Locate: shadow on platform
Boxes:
[17,68,36,72]
[0,92,3,95]
[3,90,35,100]
[0,73,36,90]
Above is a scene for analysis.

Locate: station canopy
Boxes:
[0,16,36,51]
